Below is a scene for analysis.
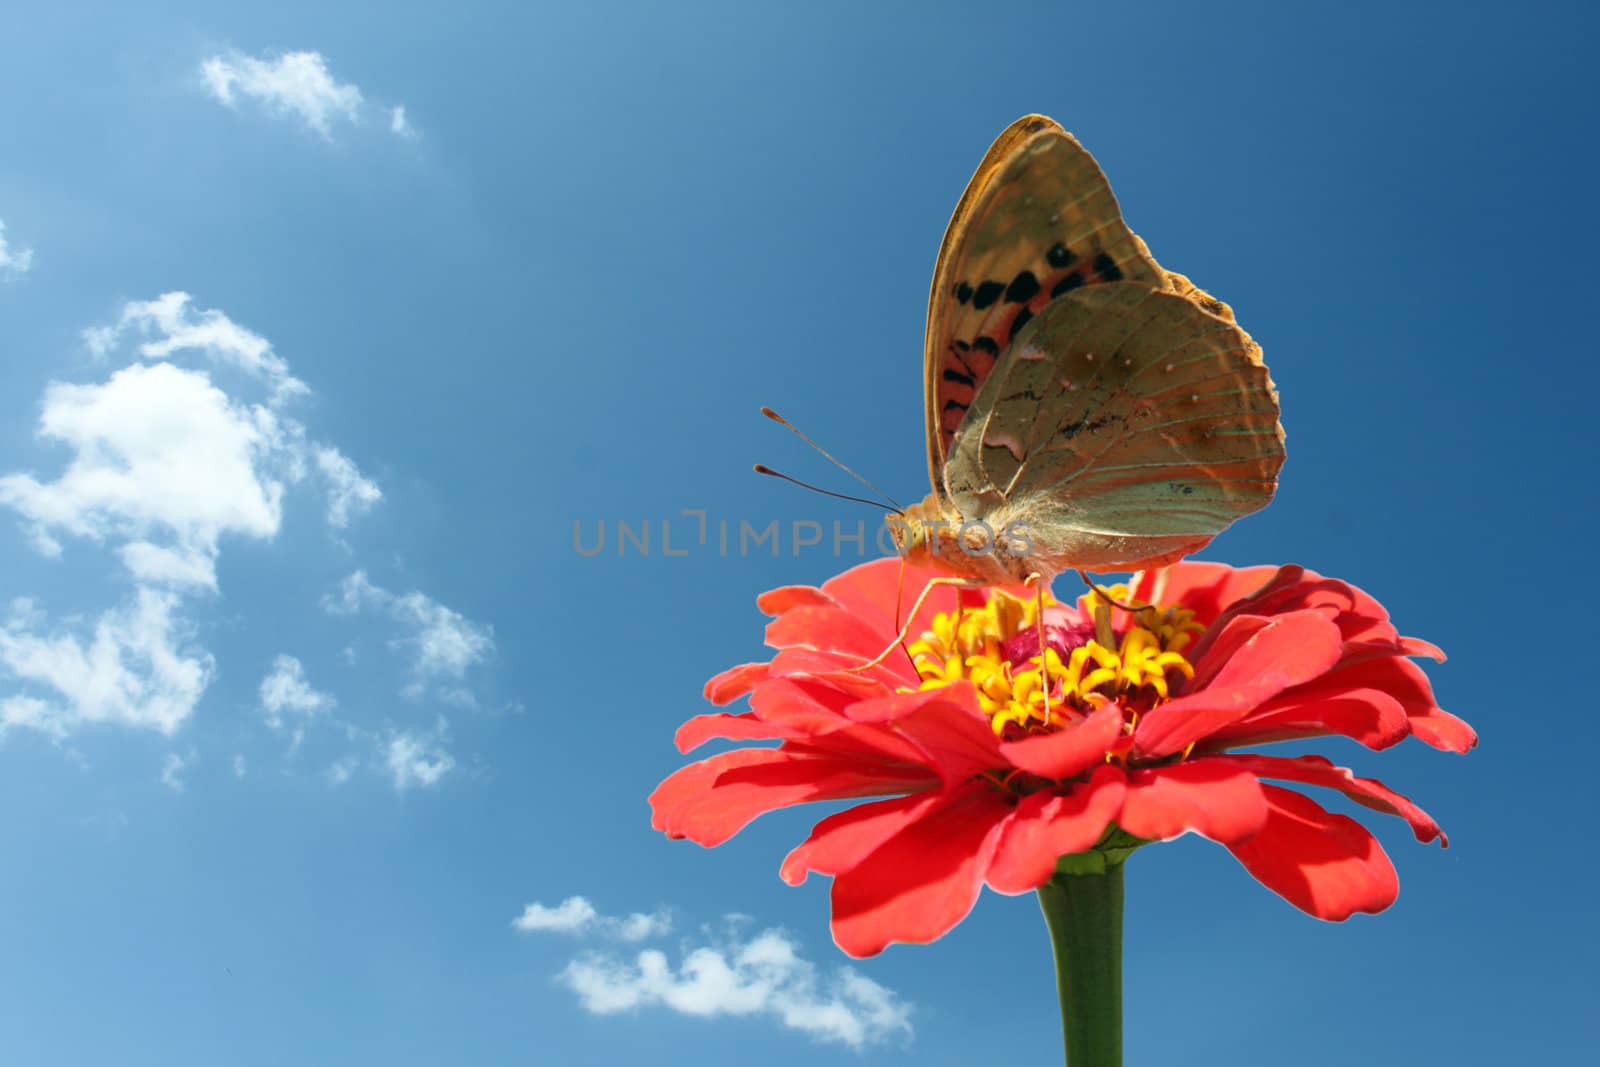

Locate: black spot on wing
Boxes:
[1008,307,1033,343]
[1051,272,1086,297]
[1093,253,1123,282]
[955,282,973,305]
[970,336,999,357]
[1047,243,1077,269]
[942,368,975,387]
[1004,270,1040,304]
[972,281,1005,310]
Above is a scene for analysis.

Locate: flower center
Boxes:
[906,585,1203,739]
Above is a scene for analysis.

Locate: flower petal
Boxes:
[985,765,1127,894]
[1000,701,1125,780]
[704,662,770,705]
[1207,753,1445,845]
[1131,562,1282,627]
[828,783,1012,957]
[1191,565,1409,662]
[1226,785,1399,920]
[765,604,896,658]
[780,790,948,884]
[819,559,962,639]
[674,711,808,753]
[1117,759,1268,844]
[648,749,936,847]
[1204,686,1412,752]
[755,584,835,616]
[1134,610,1345,758]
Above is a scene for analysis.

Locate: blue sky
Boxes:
[1,1,1596,1063]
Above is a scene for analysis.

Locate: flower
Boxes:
[650,559,1475,958]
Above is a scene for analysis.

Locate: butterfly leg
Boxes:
[1075,569,1145,615]
[844,576,990,674]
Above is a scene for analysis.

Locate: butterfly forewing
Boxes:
[945,282,1284,573]
[924,116,1166,493]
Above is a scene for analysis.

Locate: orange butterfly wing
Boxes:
[923,116,1167,497]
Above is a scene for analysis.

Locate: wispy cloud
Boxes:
[513,896,672,942]
[515,905,912,1049]
[0,295,380,747]
[315,447,381,529]
[0,590,212,738]
[84,291,308,403]
[383,723,454,790]
[389,106,417,139]
[201,51,362,138]
[259,654,334,729]
[323,571,494,697]
[200,49,415,141]
[159,751,191,792]
[0,219,33,279]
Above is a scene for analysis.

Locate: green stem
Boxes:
[1037,860,1124,1066]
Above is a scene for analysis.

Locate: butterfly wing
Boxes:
[924,116,1168,496]
[945,281,1285,574]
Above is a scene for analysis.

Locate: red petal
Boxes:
[1272,655,1476,754]
[1207,754,1445,845]
[887,696,1009,781]
[767,648,906,696]
[985,765,1127,894]
[1205,686,1412,751]
[648,749,936,847]
[674,711,808,753]
[1407,705,1478,754]
[704,662,770,705]
[828,783,1012,957]
[764,604,894,658]
[820,559,965,639]
[1130,562,1282,627]
[1194,566,1404,662]
[780,790,948,884]
[1134,611,1344,758]
[1226,785,1399,920]
[755,584,835,616]
[1117,759,1268,844]
[1000,701,1125,780]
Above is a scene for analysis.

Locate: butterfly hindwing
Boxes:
[945,282,1284,572]
[924,116,1167,493]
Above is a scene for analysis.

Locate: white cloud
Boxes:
[513,897,671,942]
[389,106,416,139]
[383,727,453,790]
[159,751,189,792]
[325,755,358,785]
[514,897,599,934]
[0,219,33,279]
[552,926,912,1050]
[323,571,493,692]
[259,654,334,729]
[0,590,213,737]
[85,292,308,403]
[315,447,381,528]
[0,361,287,590]
[0,292,392,751]
[232,754,246,778]
[201,50,363,138]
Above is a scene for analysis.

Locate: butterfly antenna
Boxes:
[761,407,904,512]
[753,465,897,512]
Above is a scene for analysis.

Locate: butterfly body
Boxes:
[890,116,1285,581]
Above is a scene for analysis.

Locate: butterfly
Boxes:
[887,114,1285,586]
